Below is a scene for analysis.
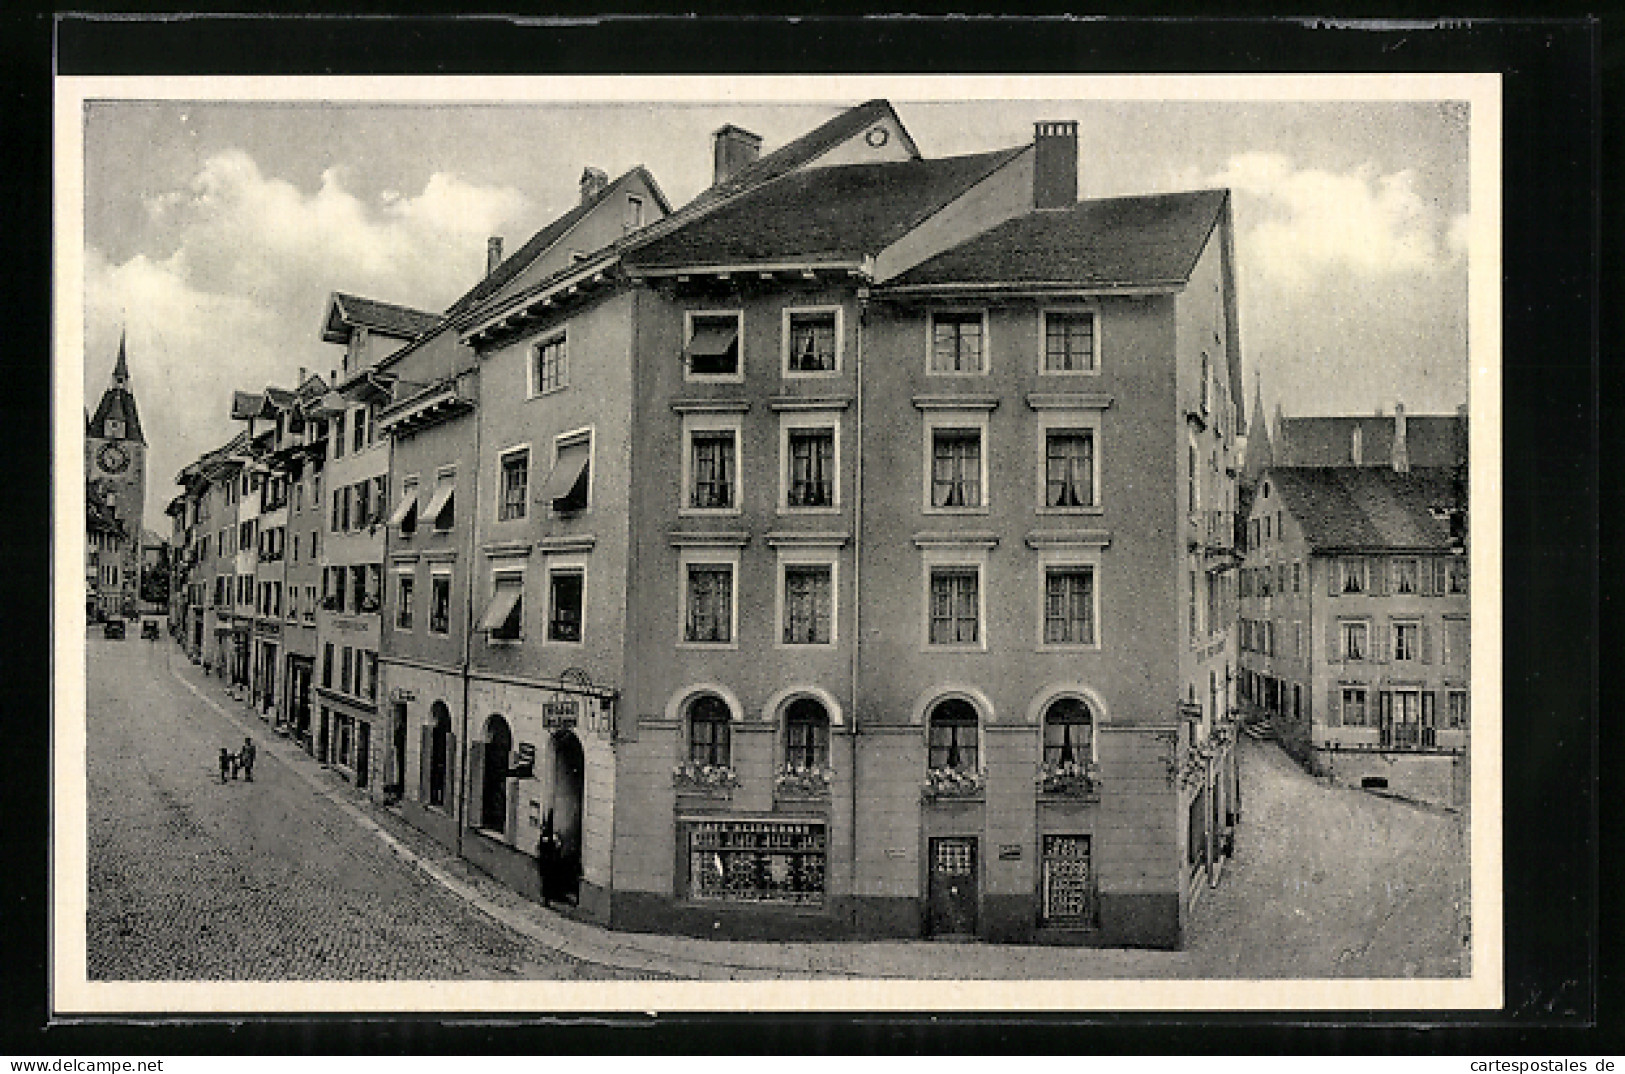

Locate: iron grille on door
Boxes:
[1042,835,1096,925]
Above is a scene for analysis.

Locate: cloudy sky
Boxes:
[76,86,1473,527]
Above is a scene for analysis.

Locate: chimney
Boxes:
[1392,402,1410,473]
[712,124,762,187]
[1033,120,1079,209]
[297,366,307,387]
[579,167,609,205]
[487,236,504,277]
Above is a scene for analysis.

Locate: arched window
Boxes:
[687,694,732,767]
[482,715,512,832]
[1043,697,1094,767]
[428,702,451,808]
[783,697,830,769]
[928,698,979,772]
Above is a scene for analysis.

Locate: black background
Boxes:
[2,10,1608,1055]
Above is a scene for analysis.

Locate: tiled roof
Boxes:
[262,386,297,409]
[230,391,264,420]
[1265,466,1461,552]
[625,148,1026,269]
[1277,414,1467,469]
[884,189,1229,289]
[688,99,909,210]
[88,387,145,445]
[443,165,666,322]
[326,292,444,341]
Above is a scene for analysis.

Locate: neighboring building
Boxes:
[85,331,147,618]
[278,373,331,749]
[312,293,443,792]
[419,100,1245,948]
[1237,463,1468,809]
[378,163,671,851]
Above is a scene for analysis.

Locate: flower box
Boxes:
[922,766,984,800]
[1037,760,1102,798]
[673,762,738,796]
[774,764,834,799]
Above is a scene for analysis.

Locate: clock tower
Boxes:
[86,330,147,615]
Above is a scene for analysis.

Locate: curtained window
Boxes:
[931,429,981,508]
[1045,430,1095,507]
[787,428,835,507]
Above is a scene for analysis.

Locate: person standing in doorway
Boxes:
[240,737,257,782]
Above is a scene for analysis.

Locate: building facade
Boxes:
[1237,463,1468,809]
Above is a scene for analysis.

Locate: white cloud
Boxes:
[86,151,532,525]
[1208,152,1461,288]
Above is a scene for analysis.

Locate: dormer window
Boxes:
[105,419,125,439]
[625,195,644,230]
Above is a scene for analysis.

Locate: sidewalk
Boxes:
[163,641,1189,981]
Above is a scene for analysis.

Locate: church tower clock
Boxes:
[85,330,147,616]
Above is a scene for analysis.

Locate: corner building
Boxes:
[387,100,1244,947]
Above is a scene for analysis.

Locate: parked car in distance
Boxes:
[103,620,126,639]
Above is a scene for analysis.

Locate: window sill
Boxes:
[782,369,842,380]
[528,385,569,401]
[679,507,743,519]
[1037,368,1101,377]
[486,637,524,648]
[921,506,991,517]
[1035,643,1102,654]
[778,505,841,516]
[683,373,745,385]
[776,640,838,651]
[1035,505,1104,517]
[922,644,989,654]
[677,641,740,652]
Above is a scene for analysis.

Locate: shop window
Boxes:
[783,698,830,769]
[687,694,732,767]
[927,698,979,772]
[1042,698,1094,766]
[688,820,826,906]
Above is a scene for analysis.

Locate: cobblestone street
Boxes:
[84,633,1469,982]
[85,633,656,980]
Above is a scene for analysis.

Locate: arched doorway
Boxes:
[391,701,408,795]
[427,703,451,807]
[546,730,585,903]
[481,715,512,833]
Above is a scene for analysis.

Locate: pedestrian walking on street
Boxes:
[218,747,231,784]
[240,737,256,782]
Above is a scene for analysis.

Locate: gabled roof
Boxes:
[884,188,1230,290]
[230,391,264,421]
[1277,414,1468,469]
[442,165,669,322]
[625,148,1026,270]
[691,99,918,210]
[89,386,145,445]
[1264,466,1461,553]
[321,292,444,344]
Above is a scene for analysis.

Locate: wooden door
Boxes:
[927,837,979,937]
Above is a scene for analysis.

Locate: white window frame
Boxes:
[1036,548,1103,652]
[485,566,526,646]
[1034,411,1104,515]
[778,410,842,515]
[496,443,532,522]
[775,550,839,650]
[926,308,990,376]
[428,566,453,636]
[393,567,415,632]
[1038,307,1100,376]
[681,412,744,517]
[677,547,740,651]
[781,304,844,378]
[625,194,644,230]
[1392,617,1421,662]
[551,426,595,515]
[683,308,745,384]
[543,559,588,647]
[1338,617,1371,662]
[922,409,990,516]
[920,547,989,653]
[528,331,568,398]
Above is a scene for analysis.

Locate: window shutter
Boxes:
[418,725,432,804]
[1373,621,1388,663]
[1327,623,1340,664]
[1420,622,1434,664]
[1327,687,1341,727]
[1328,561,1340,597]
[1370,557,1387,597]
[1419,558,1435,596]
[468,742,484,822]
